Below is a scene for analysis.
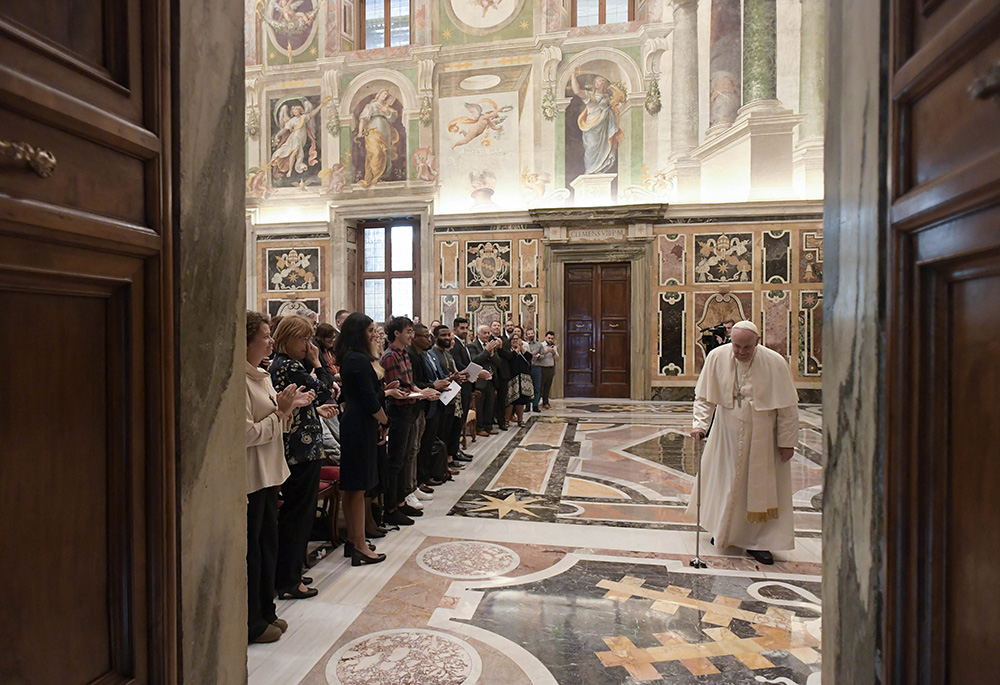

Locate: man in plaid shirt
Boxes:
[380,316,420,526]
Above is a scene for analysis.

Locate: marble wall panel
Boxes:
[440,240,460,289]
[657,233,686,286]
[762,289,791,359]
[440,294,459,325]
[519,293,537,331]
[658,291,685,376]
[798,290,822,376]
[518,239,540,287]
[763,230,791,284]
[466,294,512,328]
[693,290,753,371]
[266,297,322,320]
[693,232,753,282]
[466,240,512,288]
[800,230,824,283]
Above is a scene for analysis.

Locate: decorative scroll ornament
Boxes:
[0,140,57,177]
[419,95,434,126]
[246,108,261,139]
[645,78,662,116]
[541,87,557,121]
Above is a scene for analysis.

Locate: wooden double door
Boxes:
[564,262,631,397]
[0,1,176,682]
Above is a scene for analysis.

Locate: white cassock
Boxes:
[685,344,800,551]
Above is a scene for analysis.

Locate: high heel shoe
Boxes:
[351,549,386,566]
[343,540,377,558]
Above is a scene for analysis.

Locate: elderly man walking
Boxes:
[687,320,799,565]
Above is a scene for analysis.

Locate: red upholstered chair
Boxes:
[317,464,341,547]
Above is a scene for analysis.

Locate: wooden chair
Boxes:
[316,464,341,547]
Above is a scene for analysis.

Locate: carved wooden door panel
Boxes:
[0,1,176,682]
[563,263,631,398]
[886,2,1000,682]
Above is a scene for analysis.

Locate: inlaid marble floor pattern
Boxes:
[248,401,823,685]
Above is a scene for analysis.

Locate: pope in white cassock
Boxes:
[686,320,799,565]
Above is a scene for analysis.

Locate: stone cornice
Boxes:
[528,203,668,227]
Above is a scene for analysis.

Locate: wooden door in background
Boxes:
[0,1,176,682]
[885,2,1000,681]
[564,263,631,397]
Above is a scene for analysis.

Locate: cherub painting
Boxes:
[318,164,348,195]
[473,0,503,17]
[412,148,439,182]
[269,95,328,187]
[520,167,552,200]
[258,0,322,52]
[447,99,513,149]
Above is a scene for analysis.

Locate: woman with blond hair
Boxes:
[245,311,314,643]
[269,315,335,598]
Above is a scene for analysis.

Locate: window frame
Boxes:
[356,218,421,324]
[569,0,634,27]
[358,0,411,50]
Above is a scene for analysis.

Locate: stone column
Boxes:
[798,0,825,140]
[707,0,741,134]
[742,0,777,107]
[670,0,699,158]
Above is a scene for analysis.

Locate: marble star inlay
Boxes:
[467,492,551,518]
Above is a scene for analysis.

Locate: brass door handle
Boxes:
[589,348,596,353]
[968,61,1000,101]
[0,140,57,177]
[609,322,620,328]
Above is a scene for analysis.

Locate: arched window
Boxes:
[570,0,632,26]
[360,0,410,49]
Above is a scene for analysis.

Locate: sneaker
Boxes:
[404,493,425,510]
[414,489,434,501]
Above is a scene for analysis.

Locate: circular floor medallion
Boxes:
[416,541,521,579]
[327,629,481,685]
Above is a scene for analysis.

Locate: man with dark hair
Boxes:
[537,331,559,409]
[407,324,448,503]
[451,318,491,455]
[431,326,471,466]
[525,327,543,412]
[490,319,511,429]
[380,316,418,526]
[334,309,350,332]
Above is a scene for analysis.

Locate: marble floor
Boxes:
[249,401,823,685]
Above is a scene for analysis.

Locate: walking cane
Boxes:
[689,435,708,569]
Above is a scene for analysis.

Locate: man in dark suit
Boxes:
[448,317,490,457]
[489,319,511,430]
[467,324,502,435]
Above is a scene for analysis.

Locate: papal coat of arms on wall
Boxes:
[693,233,753,283]
[466,240,512,288]
[266,247,320,291]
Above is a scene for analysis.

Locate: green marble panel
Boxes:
[407,118,419,178]
[555,115,565,188]
[630,106,643,188]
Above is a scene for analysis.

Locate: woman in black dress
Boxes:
[504,331,534,427]
[334,313,389,566]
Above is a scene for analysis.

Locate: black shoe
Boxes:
[427,478,445,487]
[301,576,313,585]
[278,585,318,599]
[532,406,540,412]
[352,549,387,566]
[710,537,715,545]
[454,453,473,462]
[384,509,414,526]
[365,527,387,539]
[419,484,435,493]
[344,540,377,557]
[747,549,774,565]
[499,424,509,431]
[399,504,423,517]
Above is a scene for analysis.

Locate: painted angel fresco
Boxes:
[569,68,626,175]
[447,99,513,150]
[355,89,403,187]
[258,0,321,39]
[269,97,327,183]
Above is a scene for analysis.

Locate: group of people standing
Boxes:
[244,308,558,645]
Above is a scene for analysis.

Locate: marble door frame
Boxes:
[542,234,654,400]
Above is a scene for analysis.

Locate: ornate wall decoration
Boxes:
[442,0,527,36]
[440,294,459,325]
[466,294,511,329]
[693,291,752,371]
[466,240,512,288]
[799,290,823,376]
[351,89,407,186]
[266,246,321,291]
[268,94,326,189]
[440,241,460,289]
[644,77,661,115]
[259,0,322,66]
[763,230,791,284]
[800,230,824,282]
[657,234,685,285]
[658,292,685,376]
[518,239,540,287]
[693,232,753,282]
[518,293,537,331]
[762,289,791,358]
[266,297,321,319]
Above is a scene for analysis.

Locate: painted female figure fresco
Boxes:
[355,89,402,187]
[269,96,326,185]
[569,68,625,175]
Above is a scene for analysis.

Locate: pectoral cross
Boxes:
[735,390,745,408]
